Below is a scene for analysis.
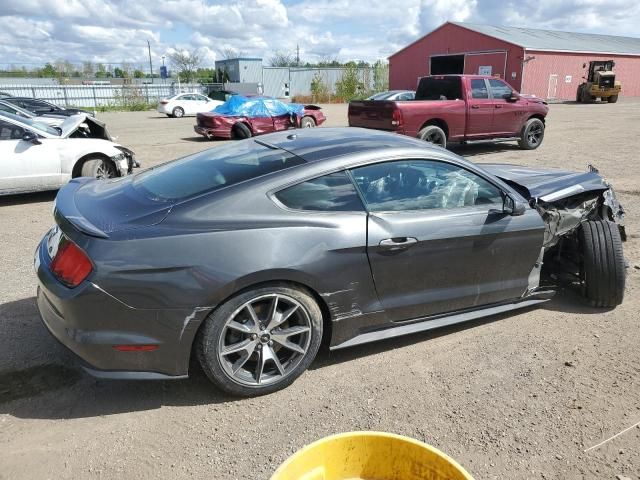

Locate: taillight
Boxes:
[50,239,93,288]
[160,100,168,105]
[391,109,404,129]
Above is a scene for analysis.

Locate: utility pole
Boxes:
[296,43,300,66]
[147,40,154,79]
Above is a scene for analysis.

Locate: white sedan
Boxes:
[0,112,136,196]
[157,93,224,118]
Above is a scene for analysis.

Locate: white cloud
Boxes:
[0,0,638,68]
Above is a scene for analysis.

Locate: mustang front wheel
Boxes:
[579,220,625,308]
[196,284,323,396]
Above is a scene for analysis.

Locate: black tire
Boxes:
[417,125,446,148]
[196,284,323,397]
[518,118,545,150]
[232,122,252,139]
[80,157,117,179]
[576,85,583,102]
[300,116,316,128]
[608,95,618,103]
[581,88,594,103]
[579,220,625,308]
[172,107,184,118]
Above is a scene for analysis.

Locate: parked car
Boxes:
[35,127,625,396]
[0,99,66,127]
[4,97,94,117]
[0,111,136,195]
[206,89,238,102]
[367,90,415,101]
[195,95,326,140]
[349,75,549,150]
[157,93,224,118]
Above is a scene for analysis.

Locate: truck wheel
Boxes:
[232,122,252,140]
[579,220,625,308]
[417,125,446,148]
[80,157,117,179]
[608,95,619,103]
[518,118,545,150]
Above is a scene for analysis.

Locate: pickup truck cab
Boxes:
[348,75,549,150]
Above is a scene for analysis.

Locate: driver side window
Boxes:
[350,159,503,212]
[0,120,25,140]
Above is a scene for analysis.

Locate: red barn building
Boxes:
[389,22,640,100]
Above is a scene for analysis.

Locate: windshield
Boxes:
[133,140,306,201]
[0,111,60,136]
[415,77,462,101]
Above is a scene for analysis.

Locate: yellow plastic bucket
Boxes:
[271,431,474,480]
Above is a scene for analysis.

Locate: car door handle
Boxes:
[495,105,503,109]
[379,237,418,249]
[471,105,480,109]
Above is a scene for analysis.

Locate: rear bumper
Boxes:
[35,237,207,379]
[194,125,232,139]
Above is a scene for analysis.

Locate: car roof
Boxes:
[257,127,443,162]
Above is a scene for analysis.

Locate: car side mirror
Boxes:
[503,195,526,216]
[22,130,41,145]
[504,92,518,102]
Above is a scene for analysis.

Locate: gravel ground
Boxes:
[1,101,639,480]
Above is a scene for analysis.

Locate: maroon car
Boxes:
[349,75,549,150]
[195,96,326,140]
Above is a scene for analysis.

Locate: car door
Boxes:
[465,79,494,137]
[350,158,544,322]
[488,78,525,136]
[180,95,196,114]
[0,120,62,193]
[194,94,212,113]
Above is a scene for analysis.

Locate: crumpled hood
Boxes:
[481,163,610,202]
[59,114,111,140]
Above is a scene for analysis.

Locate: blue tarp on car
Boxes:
[212,95,305,118]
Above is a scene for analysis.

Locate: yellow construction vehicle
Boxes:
[576,60,621,103]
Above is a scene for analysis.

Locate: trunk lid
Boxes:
[55,177,172,237]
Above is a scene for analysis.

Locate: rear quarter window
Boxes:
[415,77,462,101]
[275,171,364,211]
[133,140,305,201]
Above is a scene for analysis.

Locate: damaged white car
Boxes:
[0,111,137,196]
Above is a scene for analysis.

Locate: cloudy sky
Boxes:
[1,0,639,69]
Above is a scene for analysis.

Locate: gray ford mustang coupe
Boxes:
[35,128,626,396]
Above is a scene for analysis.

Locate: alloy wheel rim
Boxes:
[527,124,543,146]
[425,131,445,146]
[95,161,115,179]
[218,294,312,387]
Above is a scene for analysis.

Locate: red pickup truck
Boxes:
[348,75,549,150]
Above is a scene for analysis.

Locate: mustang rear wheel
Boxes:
[196,284,323,396]
[579,220,625,308]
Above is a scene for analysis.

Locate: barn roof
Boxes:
[451,22,640,55]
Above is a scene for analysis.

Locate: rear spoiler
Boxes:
[54,178,109,239]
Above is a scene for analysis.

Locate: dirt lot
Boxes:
[1,101,639,480]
